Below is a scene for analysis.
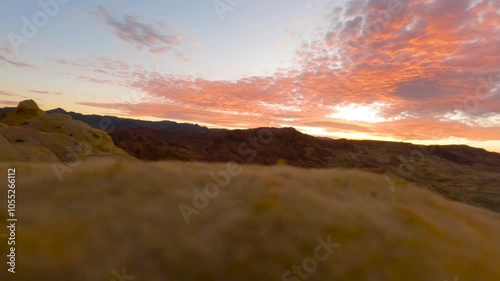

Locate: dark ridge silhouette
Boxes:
[0,107,14,119]
[46,108,212,132]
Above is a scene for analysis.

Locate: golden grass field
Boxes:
[0,158,499,280]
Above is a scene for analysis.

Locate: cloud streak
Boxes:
[93,5,182,54]
[30,90,63,96]
[0,55,33,68]
[0,91,29,99]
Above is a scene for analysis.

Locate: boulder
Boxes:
[20,113,127,156]
[0,99,45,125]
[0,126,81,161]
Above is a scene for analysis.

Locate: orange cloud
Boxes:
[76,0,499,145]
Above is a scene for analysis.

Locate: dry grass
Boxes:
[0,158,499,280]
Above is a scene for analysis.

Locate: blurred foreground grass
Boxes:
[0,158,499,281]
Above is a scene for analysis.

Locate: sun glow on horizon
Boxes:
[327,103,391,123]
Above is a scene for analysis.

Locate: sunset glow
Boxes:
[1,0,499,151]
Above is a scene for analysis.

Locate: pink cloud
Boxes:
[93,5,183,54]
[0,55,33,68]
[0,91,28,99]
[0,45,13,55]
[74,0,499,144]
[0,100,20,106]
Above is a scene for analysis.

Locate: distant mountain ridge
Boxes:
[45,108,212,132]
[0,107,15,119]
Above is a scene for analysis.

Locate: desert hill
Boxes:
[0,158,499,280]
[110,127,500,213]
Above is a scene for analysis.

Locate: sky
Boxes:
[0,0,499,152]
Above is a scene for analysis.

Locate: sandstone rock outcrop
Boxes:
[0,99,45,125]
[0,100,129,162]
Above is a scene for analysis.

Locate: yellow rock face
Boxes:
[0,100,129,162]
[20,113,127,155]
[0,126,79,161]
[1,159,499,280]
[0,99,45,125]
[0,142,58,162]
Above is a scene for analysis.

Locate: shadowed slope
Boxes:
[110,127,500,213]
